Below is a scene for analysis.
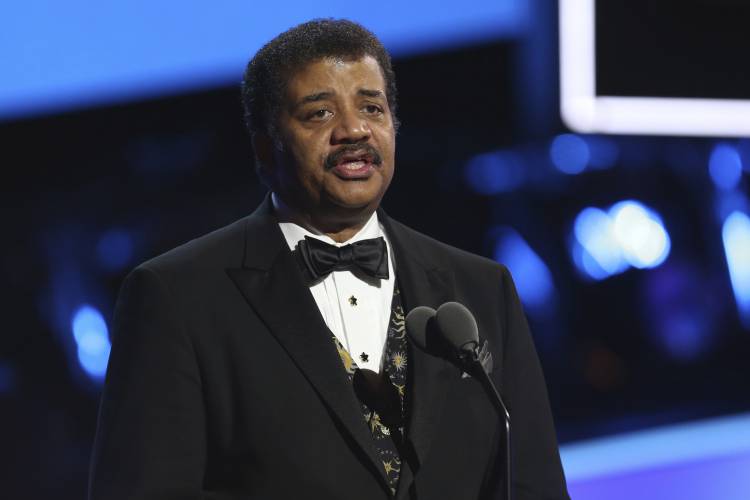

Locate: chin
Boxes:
[328,183,386,207]
[327,191,383,211]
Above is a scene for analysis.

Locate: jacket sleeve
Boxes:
[494,265,570,500]
[88,265,207,500]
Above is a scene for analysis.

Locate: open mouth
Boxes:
[338,151,373,168]
[327,147,382,179]
[332,158,374,178]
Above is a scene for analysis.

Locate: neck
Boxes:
[272,193,375,243]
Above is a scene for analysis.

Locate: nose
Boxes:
[331,106,371,144]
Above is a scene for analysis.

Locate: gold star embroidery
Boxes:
[383,459,400,475]
[349,295,358,306]
[391,352,406,372]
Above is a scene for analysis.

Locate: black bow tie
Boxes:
[295,235,390,281]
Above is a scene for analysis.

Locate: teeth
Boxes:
[342,160,366,170]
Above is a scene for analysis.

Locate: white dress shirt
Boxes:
[272,194,396,373]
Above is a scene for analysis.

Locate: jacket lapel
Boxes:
[226,200,392,492]
[379,213,457,499]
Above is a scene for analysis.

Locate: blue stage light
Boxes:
[493,228,555,312]
[570,243,612,281]
[609,201,671,269]
[572,207,627,279]
[709,143,743,190]
[722,211,750,328]
[550,133,590,174]
[96,228,134,272]
[571,201,671,280]
[464,151,524,194]
[71,305,111,380]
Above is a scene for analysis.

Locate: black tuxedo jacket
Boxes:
[89,198,569,500]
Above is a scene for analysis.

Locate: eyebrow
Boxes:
[296,88,385,107]
[298,91,334,106]
[358,88,385,99]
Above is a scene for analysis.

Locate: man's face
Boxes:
[268,55,396,224]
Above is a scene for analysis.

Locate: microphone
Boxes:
[434,302,479,357]
[406,302,512,500]
[404,306,436,351]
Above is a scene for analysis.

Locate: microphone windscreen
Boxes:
[405,306,436,350]
[435,302,479,352]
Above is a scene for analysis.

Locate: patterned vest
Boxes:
[331,286,407,496]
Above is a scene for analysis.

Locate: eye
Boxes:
[363,104,384,115]
[307,109,332,121]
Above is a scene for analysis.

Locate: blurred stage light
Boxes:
[550,133,590,174]
[464,151,524,194]
[610,201,671,269]
[492,227,556,313]
[572,207,627,280]
[571,201,670,280]
[71,305,111,381]
[96,228,134,272]
[709,143,743,191]
[722,211,750,328]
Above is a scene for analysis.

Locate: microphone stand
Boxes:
[461,347,512,500]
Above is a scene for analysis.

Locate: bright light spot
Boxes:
[571,243,612,281]
[722,211,750,327]
[96,228,134,271]
[550,133,590,174]
[493,228,556,312]
[464,151,524,194]
[571,201,671,280]
[709,144,743,190]
[573,207,627,278]
[610,201,671,269]
[77,343,111,379]
[71,305,111,380]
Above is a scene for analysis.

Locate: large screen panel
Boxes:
[560,0,750,137]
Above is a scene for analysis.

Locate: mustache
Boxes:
[324,143,383,170]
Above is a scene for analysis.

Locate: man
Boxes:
[89,19,569,500]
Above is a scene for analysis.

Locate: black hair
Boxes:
[241,18,399,138]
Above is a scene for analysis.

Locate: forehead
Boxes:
[284,55,386,100]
